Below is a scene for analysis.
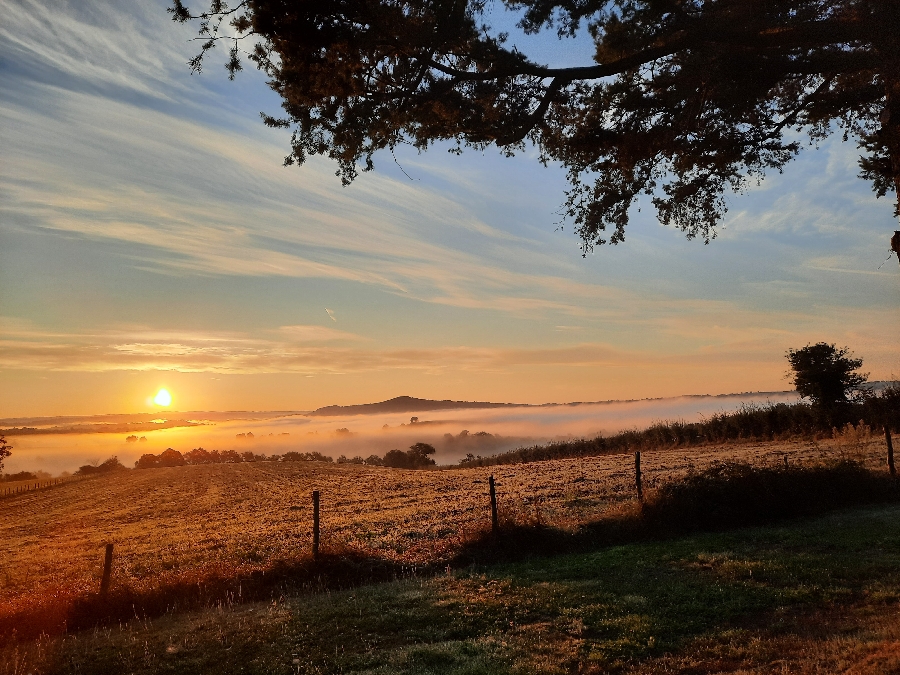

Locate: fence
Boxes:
[1,477,73,497]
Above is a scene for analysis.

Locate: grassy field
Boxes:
[5,502,900,674]
[0,430,892,634]
[1,432,892,621]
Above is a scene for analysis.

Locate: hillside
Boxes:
[307,395,524,416]
[7,500,900,673]
[2,430,894,639]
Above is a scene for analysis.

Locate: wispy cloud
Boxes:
[2,315,896,380]
[2,0,898,418]
[278,324,361,342]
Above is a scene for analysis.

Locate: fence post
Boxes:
[887,426,896,477]
[99,543,113,595]
[488,475,500,540]
[312,490,320,561]
[635,451,643,503]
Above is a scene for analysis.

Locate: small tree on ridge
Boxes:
[787,343,868,408]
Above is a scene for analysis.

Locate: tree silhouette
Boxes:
[383,442,436,468]
[786,342,868,408]
[0,436,11,473]
[170,0,900,250]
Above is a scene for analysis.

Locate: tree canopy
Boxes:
[786,342,868,407]
[0,436,11,473]
[170,0,900,250]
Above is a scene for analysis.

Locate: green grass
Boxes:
[8,503,900,674]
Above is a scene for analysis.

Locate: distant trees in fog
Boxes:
[76,456,126,475]
[382,443,436,469]
[131,443,441,470]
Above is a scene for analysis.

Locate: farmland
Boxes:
[5,500,900,673]
[0,428,891,632]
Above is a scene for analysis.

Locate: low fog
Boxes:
[2,392,798,475]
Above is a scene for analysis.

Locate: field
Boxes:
[1,428,891,634]
[5,502,900,674]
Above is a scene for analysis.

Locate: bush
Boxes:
[158,449,186,467]
[184,447,243,464]
[134,454,159,469]
[2,471,37,482]
[641,461,900,533]
[281,451,333,463]
[0,435,11,473]
[76,457,126,476]
[219,450,242,463]
[383,443,436,469]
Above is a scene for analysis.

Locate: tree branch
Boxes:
[496,76,569,146]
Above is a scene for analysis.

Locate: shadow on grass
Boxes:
[453,461,900,564]
[1,549,412,644]
[4,461,897,644]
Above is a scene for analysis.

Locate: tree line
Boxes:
[133,443,439,470]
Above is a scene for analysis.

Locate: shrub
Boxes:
[2,471,37,482]
[383,443,436,469]
[184,448,218,464]
[0,435,11,473]
[76,457,126,476]
[219,450,242,463]
[640,461,900,534]
[134,454,159,469]
[281,451,333,463]
[158,449,186,467]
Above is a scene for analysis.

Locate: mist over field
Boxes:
[2,392,797,474]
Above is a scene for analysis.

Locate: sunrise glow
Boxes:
[153,389,172,407]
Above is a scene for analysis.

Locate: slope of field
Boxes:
[1,431,890,630]
[6,503,900,674]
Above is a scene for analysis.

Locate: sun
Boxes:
[153,388,172,407]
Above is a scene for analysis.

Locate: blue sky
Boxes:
[1,0,897,416]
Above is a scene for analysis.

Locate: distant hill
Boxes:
[308,396,525,417]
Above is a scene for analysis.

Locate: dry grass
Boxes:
[4,502,900,674]
[0,434,893,639]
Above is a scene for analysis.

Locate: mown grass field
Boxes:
[5,502,900,674]
[0,432,891,635]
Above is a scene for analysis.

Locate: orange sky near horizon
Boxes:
[1,0,898,420]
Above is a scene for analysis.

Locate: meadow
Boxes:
[1,424,892,642]
[5,500,900,674]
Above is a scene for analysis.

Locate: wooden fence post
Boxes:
[312,490,320,561]
[635,451,643,503]
[99,543,113,595]
[488,475,500,539]
[887,426,896,477]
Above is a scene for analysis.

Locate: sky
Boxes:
[1,0,898,418]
